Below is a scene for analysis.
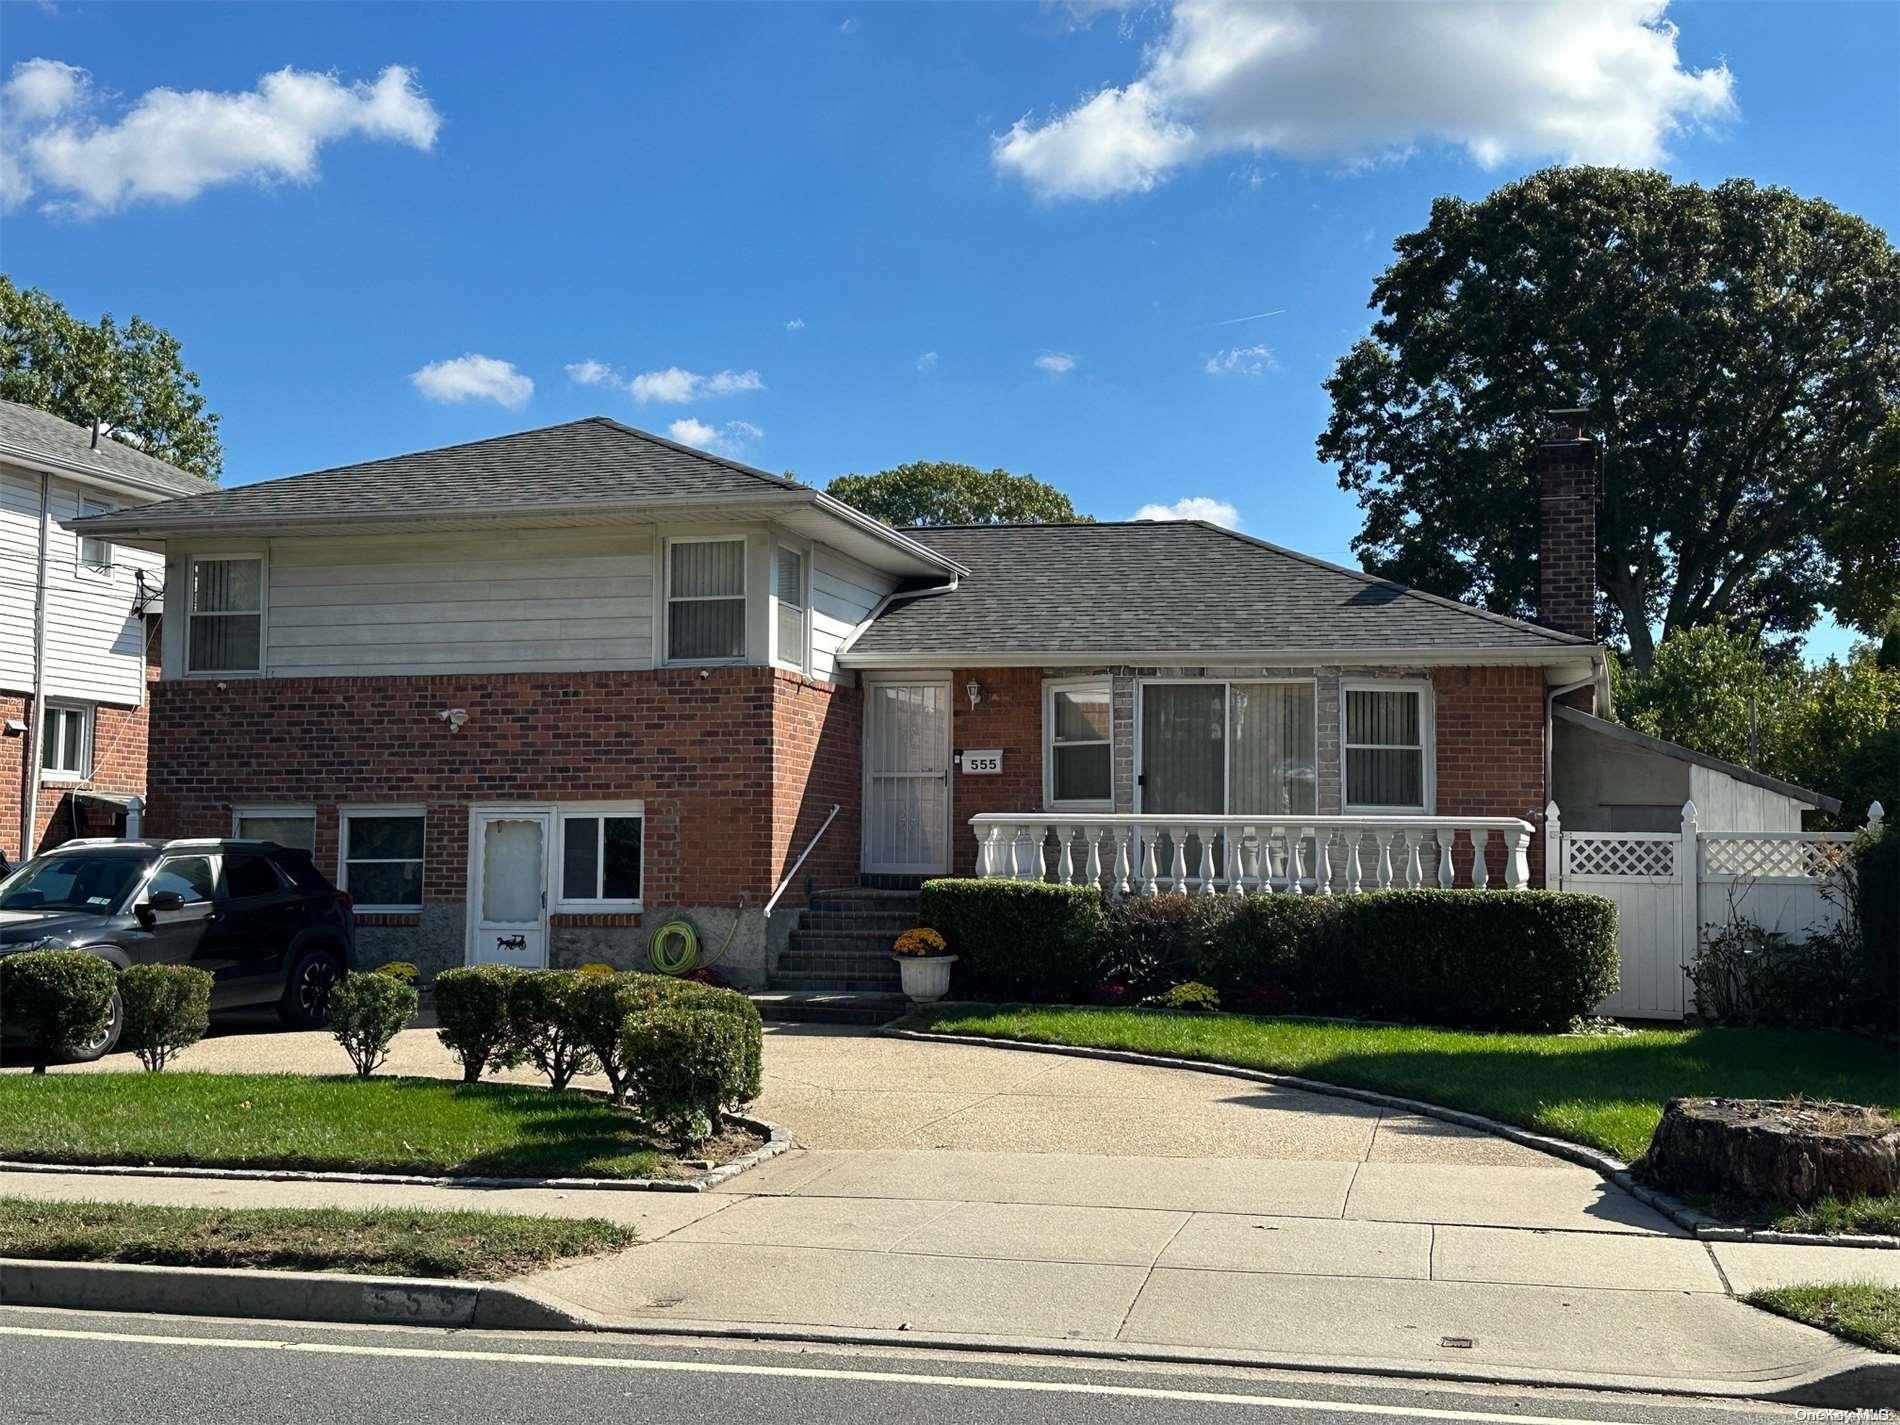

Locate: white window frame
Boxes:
[338,805,427,913]
[1133,677,1320,815]
[771,537,811,675]
[663,534,748,665]
[1043,677,1114,811]
[76,496,116,574]
[41,700,93,782]
[231,805,318,850]
[554,800,646,911]
[1340,678,1436,813]
[185,552,267,676]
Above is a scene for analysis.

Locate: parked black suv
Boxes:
[0,838,356,1061]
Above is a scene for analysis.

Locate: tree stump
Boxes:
[1638,1098,1900,1207]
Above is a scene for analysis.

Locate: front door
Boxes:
[470,810,551,968]
[863,680,951,875]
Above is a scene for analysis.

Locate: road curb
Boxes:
[0,1258,589,1332]
[0,1115,792,1196]
[876,1026,1900,1250]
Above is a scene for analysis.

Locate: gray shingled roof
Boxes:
[70,416,802,526]
[847,521,1595,658]
[1554,706,1840,812]
[0,399,214,496]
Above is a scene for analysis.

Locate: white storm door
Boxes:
[863,681,951,875]
[470,810,552,968]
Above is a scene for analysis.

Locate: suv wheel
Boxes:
[64,990,123,1063]
[279,948,342,1029]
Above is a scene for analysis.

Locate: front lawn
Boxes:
[1748,1283,1900,1355]
[900,1006,1897,1164]
[0,1197,636,1279]
[0,1072,750,1179]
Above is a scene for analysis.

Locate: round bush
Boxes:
[119,963,213,1071]
[433,965,522,1083]
[0,949,118,1072]
[506,969,600,1091]
[371,961,420,984]
[620,1005,752,1147]
[327,971,419,1077]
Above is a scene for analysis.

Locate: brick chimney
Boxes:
[1537,408,1598,640]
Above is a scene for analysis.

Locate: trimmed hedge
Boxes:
[327,972,419,1077]
[506,969,600,1092]
[917,880,1619,1031]
[119,964,212,1071]
[919,879,1105,1001]
[0,949,118,1073]
[433,966,523,1083]
[621,1006,753,1147]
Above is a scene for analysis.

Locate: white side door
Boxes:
[469,809,552,968]
[863,680,951,875]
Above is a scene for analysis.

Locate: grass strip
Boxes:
[0,1197,637,1279]
[0,1072,687,1179]
[1747,1283,1900,1354]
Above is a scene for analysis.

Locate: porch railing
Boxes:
[968,814,1537,897]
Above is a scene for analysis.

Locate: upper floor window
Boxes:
[1046,681,1112,808]
[1342,683,1431,812]
[188,556,264,674]
[42,702,92,780]
[775,544,807,671]
[78,497,115,570]
[667,538,745,662]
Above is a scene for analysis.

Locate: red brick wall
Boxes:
[947,667,1044,876]
[146,666,809,909]
[1538,436,1599,640]
[1431,665,1549,886]
[770,670,862,902]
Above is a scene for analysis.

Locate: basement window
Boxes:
[42,702,92,780]
[558,805,644,909]
[340,808,425,912]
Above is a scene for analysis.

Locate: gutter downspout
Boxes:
[1543,670,1600,877]
[21,472,51,860]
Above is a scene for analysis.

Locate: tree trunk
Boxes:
[1638,1098,1900,1207]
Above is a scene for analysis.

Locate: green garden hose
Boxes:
[646,910,742,976]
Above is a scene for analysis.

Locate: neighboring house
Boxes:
[71,411,1830,991]
[1,400,214,862]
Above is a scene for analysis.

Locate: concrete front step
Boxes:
[798,912,919,934]
[808,888,922,912]
[790,928,905,951]
[752,991,909,1024]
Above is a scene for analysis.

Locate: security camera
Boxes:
[439,708,469,732]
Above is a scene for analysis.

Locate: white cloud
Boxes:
[410,354,533,411]
[628,366,764,404]
[916,350,939,373]
[1204,343,1278,376]
[1034,351,1077,376]
[3,60,440,215]
[994,1,1735,201]
[784,317,805,331]
[564,359,617,386]
[668,418,763,457]
[1134,495,1243,528]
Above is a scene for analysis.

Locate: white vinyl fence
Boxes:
[1547,799,1883,1021]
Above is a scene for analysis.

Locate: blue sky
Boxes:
[3,1,1895,660]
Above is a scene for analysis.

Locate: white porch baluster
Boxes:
[1141,829,1160,896]
[1345,834,1363,895]
[1229,826,1250,896]
[1470,828,1491,889]
[1169,828,1188,893]
[1375,831,1394,890]
[1437,829,1455,888]
[1057,825,1075,886]
[1086,830,1104,891]
[1505,827,1530,888]
[1195,833,1216,896]
[1114,830,1133,897]
[1405,832,1423,887]
[1313,828,1332,897]
[1285,830,1304,895]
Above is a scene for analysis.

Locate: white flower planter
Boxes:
[893,953,958,1003]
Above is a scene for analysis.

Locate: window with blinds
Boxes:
[775,545,806,670]
[1138,681,1317,815]
[667,538,746,662]
[187,557,264,673]
[1046,682,1112,806]
[1343,685,1429,810]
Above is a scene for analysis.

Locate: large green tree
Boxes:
[0,276,222,480]
[827,460,1089,527]
[1319,168,1900,668]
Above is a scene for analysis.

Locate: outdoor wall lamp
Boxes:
[966,679,983,711]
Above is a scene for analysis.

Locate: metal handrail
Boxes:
[763,803,841,919]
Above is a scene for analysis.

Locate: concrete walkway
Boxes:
[6,1023,1895,1396]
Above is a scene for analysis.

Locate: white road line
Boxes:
[0,1323,1653,1423]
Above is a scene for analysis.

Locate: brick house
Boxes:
[70,411,1822,994]
[2,401,214,866]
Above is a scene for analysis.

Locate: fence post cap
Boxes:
[1869,800,1885,824]
[1545,800,1561,820]
[1680,800,1699,827]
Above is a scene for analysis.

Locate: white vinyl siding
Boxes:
[810,544,897,683]
[0,462,161,707]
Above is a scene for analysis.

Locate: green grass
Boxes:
[0,1197,636,1279]
[900,1005,1900,1163]
[1748,1283,1900,1354]
[0,1072,719,1179]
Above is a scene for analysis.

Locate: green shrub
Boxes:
[565,970,763,1105]
[371,961,419,984]
[327,972,419,1077]
[1143,980,1222,1012]
[1097,894,1215,997]
[620,1006,752,1146]
[118,964,212,1071]
[432,966,523,1083]
[1192,895,1341,1006]
[507,969,600,1091]
[919,879,1105,1001]
[0,950,118,1073]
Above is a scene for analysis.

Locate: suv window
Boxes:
[149,856,215,905]
[272,849,335,897]
[0,853,151,912]
[222,854,283,899]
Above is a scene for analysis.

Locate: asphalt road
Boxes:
[0,1306,1808,1425]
